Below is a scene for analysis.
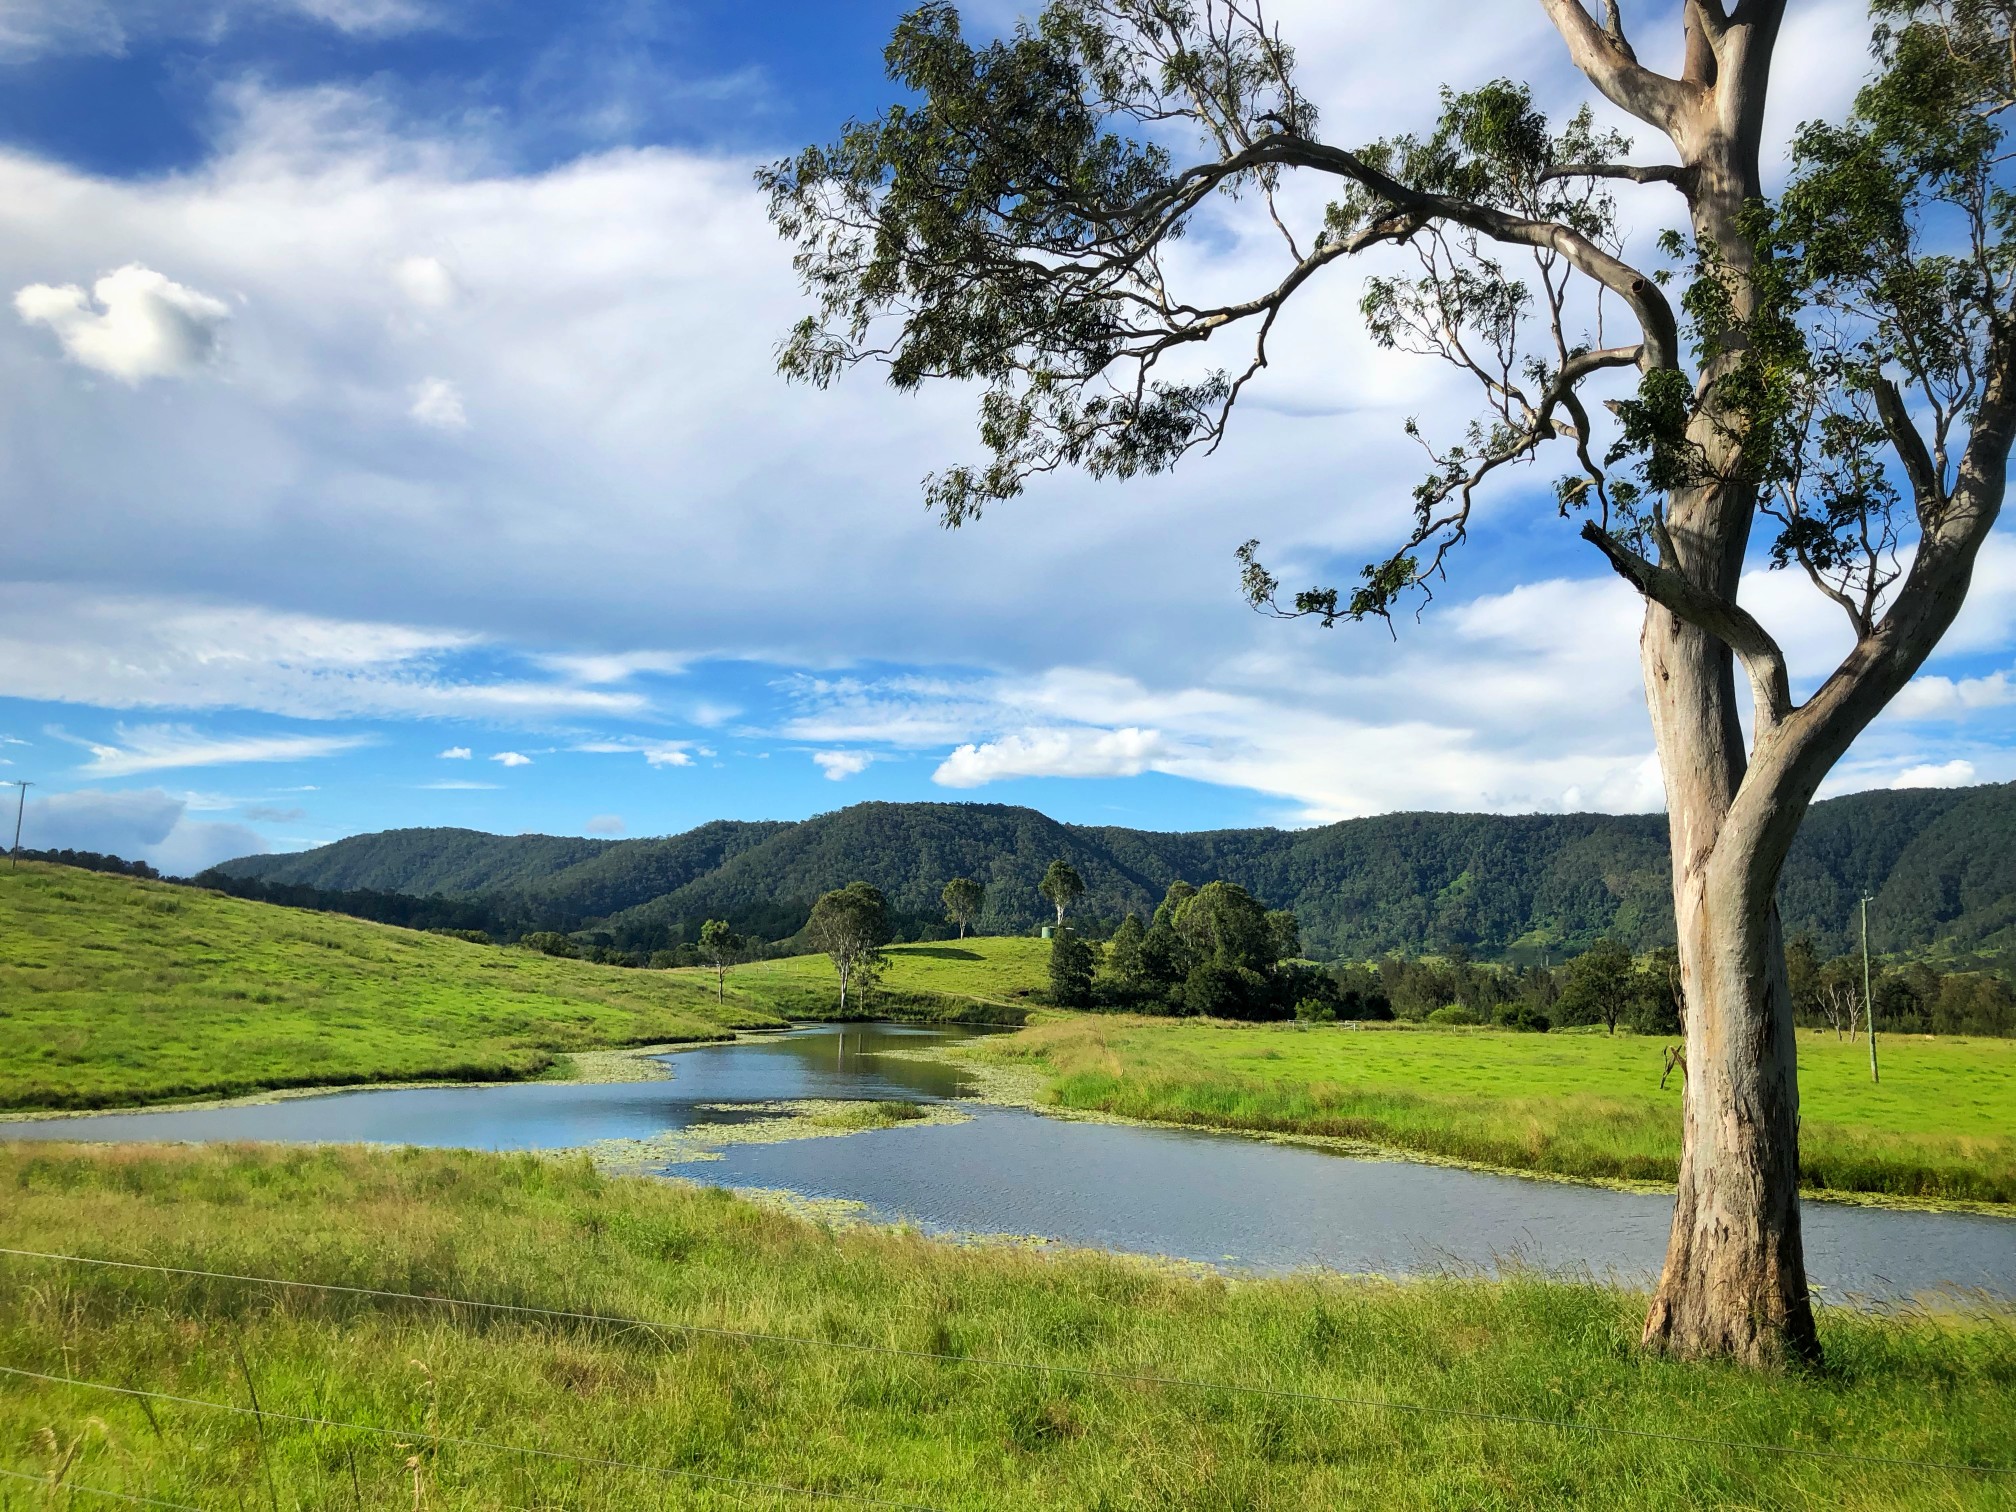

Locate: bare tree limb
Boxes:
[1870,374,1943,512]
[1252,137,1681,368]
[1539,0,1700,133]
[1540,161,1691,186]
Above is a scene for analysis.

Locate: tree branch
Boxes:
[1870,374,1942,512]
[1582,520,1793,732]
[1538,0,1700,134]
[1539,161,1690,186]
[1251,137,1681,369]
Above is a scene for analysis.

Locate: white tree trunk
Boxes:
[1642,791,1818,1363]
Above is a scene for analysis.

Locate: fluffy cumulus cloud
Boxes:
[437,745,471,759]
[490,751,532,768]
[1891,759,1978,789]
[21,786,264,875]
[583,813,625,835]
[811,749,874,781]
[15,264,230,383]
[935,728,1179,788]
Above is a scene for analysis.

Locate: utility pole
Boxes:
[1860,893,1879,1085]
[7,781,29,870]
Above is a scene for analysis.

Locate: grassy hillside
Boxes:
[983,1017,2016,1204]
[0,864,783,1113]
[210,786,2016,963]
[0,1144,2007,1510]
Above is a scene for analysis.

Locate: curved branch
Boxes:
[1581,521,1793,732]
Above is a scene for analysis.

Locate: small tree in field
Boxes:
[1557,937,1638,1033]
[1038,860,1085,929]
[941,877,985,938]
[807,882,891,1015]
[767,0,2016,1366]
[698,918,741,1002]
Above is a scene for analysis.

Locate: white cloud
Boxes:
[408,376,467,430]
[0,19,2004,828]
[812,749,875,781]
[391,255,461,310]
[282,0,436,36]
[1891,759,1978,790]
[15,264,230,383]
[584,813,626,835]
[0,0,438,61]
[1892,669,2016,720]
[935,728,1178,788]
[437,745,472,759]
[19,786,264,875]
[572,738,696,767]
[537,651,691,684]
[56,723,372,778]
[490,750,532,767]
[0,586,650,722]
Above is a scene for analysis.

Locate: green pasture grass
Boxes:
[0,864,783,1113]
[690,936,1052,1022]
[983,1017,2016,1204]
[0,1143,2008,1510]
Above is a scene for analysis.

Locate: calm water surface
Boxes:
[4,1023,2009,1303]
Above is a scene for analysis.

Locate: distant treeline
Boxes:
[209,787,2016,965]
[16,848,163,879]
[1055,883,2014,1036]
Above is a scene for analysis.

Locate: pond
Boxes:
[3,1023,2009,1305]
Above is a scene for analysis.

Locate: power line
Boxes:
[0,1365,938,1511]
[0,1247,2008,1478]
[0,1466,205,1511]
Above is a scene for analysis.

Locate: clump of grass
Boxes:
[808,1099,934,1130]
[0,1143,2010,1509]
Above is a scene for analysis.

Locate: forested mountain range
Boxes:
[210,785,2016,965]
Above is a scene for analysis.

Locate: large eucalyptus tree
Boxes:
[764,0,2016,1365]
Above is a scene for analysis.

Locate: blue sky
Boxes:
[3,0,2013,874]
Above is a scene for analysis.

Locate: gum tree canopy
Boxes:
[765,0,2016,1366]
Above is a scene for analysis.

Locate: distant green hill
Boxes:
[213,787,2016,965]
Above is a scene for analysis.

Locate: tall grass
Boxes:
[0,1144,2009,1509]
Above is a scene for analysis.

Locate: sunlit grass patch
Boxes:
[980,1016,2016,1204]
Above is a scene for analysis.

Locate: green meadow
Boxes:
[980,1016,2016,1205]
[0,864,781,1112]
[0,1143,2008,1511]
